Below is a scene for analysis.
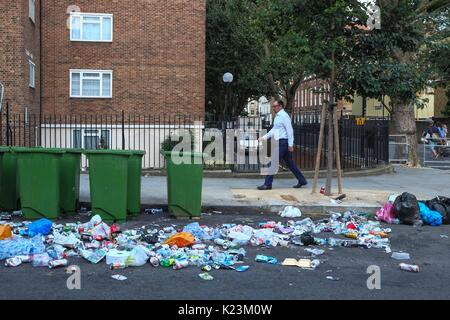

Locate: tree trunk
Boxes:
[325,110,334,196]
[391,99,420,167]
[285,80,301,114]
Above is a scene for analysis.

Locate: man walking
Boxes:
[257,100,307,190]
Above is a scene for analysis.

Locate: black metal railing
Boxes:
[1,107,389,172]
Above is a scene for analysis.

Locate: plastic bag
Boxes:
[164,232,195,248]
[0,224,13,240]
[183,223,205,241]
[393,192,420,225]
[376,202,395,224]
[419,202,442,226]
[425,196,450,225]
[127,246,149,267]
[228,225,253,244]
[28,219,53,237]
[279,206,302,218]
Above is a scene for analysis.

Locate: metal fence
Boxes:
[423,138,450,169]
[0,108,389,172]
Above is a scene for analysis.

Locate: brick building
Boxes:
[0,0,41,115]
[1,0,206,167]
[1,0,205,117]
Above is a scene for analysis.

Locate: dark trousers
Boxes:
[264,139,307,187]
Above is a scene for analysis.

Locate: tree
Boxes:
[205,0,270,119]
[339,0,450,167]
[285,0,368,195]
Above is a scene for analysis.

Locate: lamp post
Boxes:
[223,72,233,121]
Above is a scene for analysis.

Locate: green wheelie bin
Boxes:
[127,151,145,216]
[0,147,20,212]
[162,151,204,218]
[0,147,5,202]
[85,150,145,222]
[14,147,65,220]
[60,149,83,215]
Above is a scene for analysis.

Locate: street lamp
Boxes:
[223,72,233,121]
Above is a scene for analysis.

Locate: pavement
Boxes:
[80,165,450,211]
[1,213,450,300]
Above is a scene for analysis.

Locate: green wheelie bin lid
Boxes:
[161,150,204,218]
[15,147,66,220]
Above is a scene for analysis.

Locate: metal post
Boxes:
[122,110,125,150]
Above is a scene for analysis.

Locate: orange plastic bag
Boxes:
[0,224,13,240]
[164,232,195,248]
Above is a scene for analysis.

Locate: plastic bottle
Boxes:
[0,235,46,260]
[391,252,410,260]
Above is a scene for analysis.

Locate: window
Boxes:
[70,70,112,98]
[29,60,35,88]
[73,129,110,149]
[70,13,113,42]
[29,0,35,23]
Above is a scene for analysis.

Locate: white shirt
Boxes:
[262,109,294,147]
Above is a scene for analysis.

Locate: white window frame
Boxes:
[28,60,36,88]
[73,129,111,149]
[70,69,113,99]
[29,0,36,23]
[70,13,113,42]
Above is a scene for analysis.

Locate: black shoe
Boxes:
[257,185,272,190]
[293,183,308,189]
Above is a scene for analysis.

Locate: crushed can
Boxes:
[150,257,160,267]
[49,259,68,269]
[201,265,212,272]
[399,263,420,273]
[5,257,22,267]
[16,255,33,263]
[110,262,127,270]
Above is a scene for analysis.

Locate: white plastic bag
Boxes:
[126,246,149,267]
[279,206,302,218]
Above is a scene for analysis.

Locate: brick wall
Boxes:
[41,0,205,118]
[0,0,40,115]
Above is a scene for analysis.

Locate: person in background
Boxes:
[257,100,307,190]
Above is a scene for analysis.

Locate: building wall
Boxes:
[352,93,436,119]
[41,0,205,117]
[0,0,40,115]
[293,77,347,113]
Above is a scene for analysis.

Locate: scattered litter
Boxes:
[145,208,163,215]
[282,258,320,269]
[255,255,278,264]
[111,275,127,281]
[0,224,13,240]
[399,263,420,273]
[199,273,214,280]
[279,206,302,218]
[305,248,325,256]
[391,252,410,260]
[326,276,341,281]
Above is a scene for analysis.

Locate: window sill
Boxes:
[70,96,112,99]
[70,40,113,43]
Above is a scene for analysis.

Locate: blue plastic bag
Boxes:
[419,202,442,226]
[28,218,53,237]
